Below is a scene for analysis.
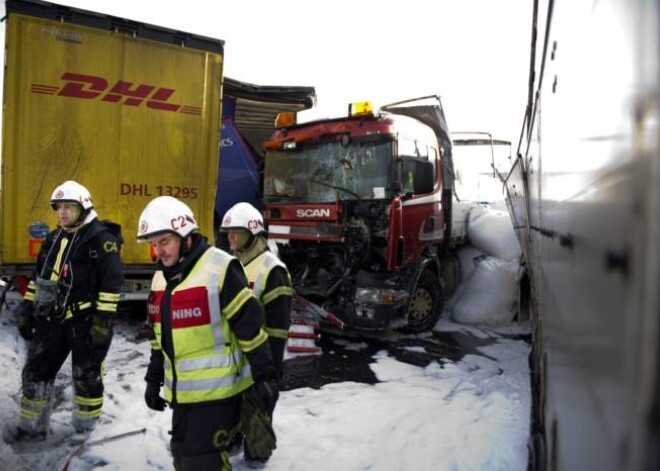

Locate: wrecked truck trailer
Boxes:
[507,0,660,469]
[214,77,316,229]
[0,0,223,300]
[0,0,316,302]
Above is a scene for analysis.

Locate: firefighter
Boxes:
[137,196,279,470]
[220,202,292,379]
[4,180,124,442]
[219,202,292,466]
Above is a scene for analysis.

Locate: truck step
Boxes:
[289,323,320,340]
[287,344,321,354]
[286,337,321,354]
[288,331,319,340]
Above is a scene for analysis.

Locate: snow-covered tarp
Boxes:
[450,205,525,326]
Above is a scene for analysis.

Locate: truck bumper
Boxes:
[338,290,410,331]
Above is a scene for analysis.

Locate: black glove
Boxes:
[17,301,37,340]
[89,316,113,348]
[144,381,167,411]
[247,380,279,417]
[242,380,279,464]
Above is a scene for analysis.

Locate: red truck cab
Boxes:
[262,97,464,333]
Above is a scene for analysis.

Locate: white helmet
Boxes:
[136,196,198,240]
[50,180,93,210]
[220,202,265,236]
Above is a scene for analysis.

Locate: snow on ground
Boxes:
[0,294,531,471]
[0,202,532,470]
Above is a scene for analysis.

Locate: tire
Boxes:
[400,270,443,333]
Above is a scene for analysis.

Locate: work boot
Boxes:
[72,415,98,434]
[2,423,47,444]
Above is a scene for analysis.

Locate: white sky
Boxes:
[0,0,533,143]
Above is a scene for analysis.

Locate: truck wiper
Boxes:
[308,178,361,200]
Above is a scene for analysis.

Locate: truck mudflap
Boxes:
[286,294,344,354]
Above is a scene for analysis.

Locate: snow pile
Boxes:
[450,205,525,325]
[466,205,522,262]
[452,257,523,324]
[457,244,488,283]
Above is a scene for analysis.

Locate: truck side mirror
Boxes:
[414,161,435,194]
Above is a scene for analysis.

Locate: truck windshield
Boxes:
[264,140,393,203]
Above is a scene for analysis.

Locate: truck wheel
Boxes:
[401,270,443,333]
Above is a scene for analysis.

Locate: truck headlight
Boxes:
[355,288,396,304]
[355,288,379,303]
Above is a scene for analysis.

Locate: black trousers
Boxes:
[21,314,111,421]
[171,397,241,471]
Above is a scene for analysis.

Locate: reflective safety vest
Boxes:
[148,247,253,404]
[244,251,292,305]
[244,251,293,341]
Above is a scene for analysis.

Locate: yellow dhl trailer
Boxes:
[0,0,223,300]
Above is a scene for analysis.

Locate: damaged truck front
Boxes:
[262,97,468,333]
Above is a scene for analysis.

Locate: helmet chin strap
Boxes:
[235,235,267,266]
[178,234,194,260]
[161,235,193,276]
[235,232,255,253]
[61,223,80,234]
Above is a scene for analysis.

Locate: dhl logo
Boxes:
[31,72,202,115]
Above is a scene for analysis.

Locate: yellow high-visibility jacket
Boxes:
[148,247,255,403]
